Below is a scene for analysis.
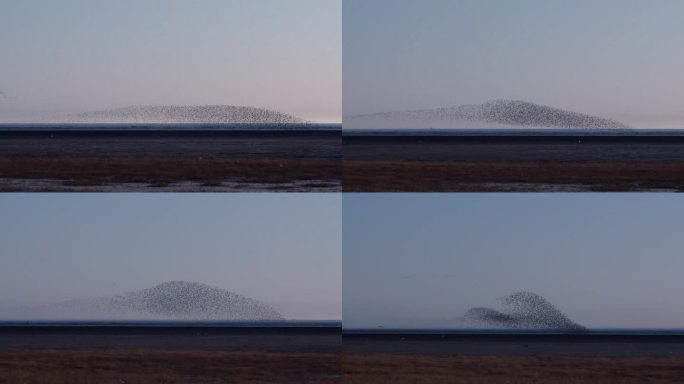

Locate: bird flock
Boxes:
[25,281,284,321]
[68,105,308,124]
[347,99,629,129]
[464,291,585,330]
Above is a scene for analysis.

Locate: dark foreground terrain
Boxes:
[343,135,684,191]
[343,354,684,384]
[343,333,684,383]
[4,328,684,383]
[0,325,340,384]
[0,349,339,384]
[0,128,341,191]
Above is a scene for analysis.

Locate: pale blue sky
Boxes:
[344,194,684,329]
[344,0,684,127]
[0,0,341,122]
[0,194,341,320]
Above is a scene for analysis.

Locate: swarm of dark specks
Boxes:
[65,105,308,124]
[464,291,585,331]
[28,281,284,320]
[347,99,629,129]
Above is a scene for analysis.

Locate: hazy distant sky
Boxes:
[344,194,684,329]
[343,0,684,127]
[0,0,341,123]
[0,194,341,320]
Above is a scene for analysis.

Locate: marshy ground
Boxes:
[0,129,341,192]
[0,349,340,384]
[342,333,684,383]
[0,325,341,383]
[343,136,684,192]
[342,354,684,384]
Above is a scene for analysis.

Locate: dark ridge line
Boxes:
[0,129,341,138]
[341,332,684,342]
[0,326,341,336]
[343,135,684,143]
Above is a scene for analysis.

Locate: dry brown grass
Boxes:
[343,160,684,191]
[343,354,684,384]
[0,156,340,186]
[0,349,340,384]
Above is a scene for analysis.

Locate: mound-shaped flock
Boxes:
[347,99,629,129]
[25,281,284,320]
[464,291,585,330]
[64,105,307,124]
